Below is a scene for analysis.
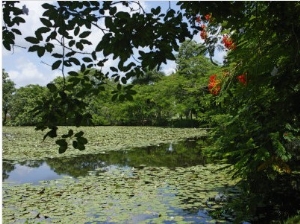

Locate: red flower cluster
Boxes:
[208,74,221,95]
[222,35,236,50]
[195,13,212,40]
[237,74,247,85]
[200,24,208,40]
[195,14,212,23]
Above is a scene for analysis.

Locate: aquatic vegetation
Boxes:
[2,126,207,161]
[2,164,238,223]
[2,126,241,223]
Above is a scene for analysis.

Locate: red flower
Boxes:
[205,13,212,21]
[209,74,217,82]
[237,74,247,85]
[200,24,207,40]
[222,35,236,50]
[195,16,201,23]
[200,30,208,40]
[208,74,221,95]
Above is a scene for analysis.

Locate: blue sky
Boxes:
[2,1,225,88]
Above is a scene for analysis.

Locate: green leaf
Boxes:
[42,3,54,9]
[56,139,68,154]
[40,18,52,27]
[97,59,108,67]
[12,16,25,25]
[79,31,91,38]
[77,136,88,144]
[36,28,50,41]
[11,28,22,35]
[48,31,57,41]
[82,57,93,63]
[74,26,80,36]
[47,83,57,92]
[65,51,76,57]
[69,57,80,65]
[69,40,76,47]
[61,129,74,138]
[37,47,45,57]
[110,67,118,72]
[68,129,74,136]
[77,143,86,151]
[91,51,97,60]
[73,140,78,149]
[52,60,62,70]
[43,127,58,141]
[76,42,84,50]
[45,43,54,52]
[68,71,78,76]
[81,63,86,72]
[28,45,39,52]
[80,39,92,45]
[52,53,63,58]
[36,27,51,34]
[121,77,127,84]
[25,36,39,44]
[151,6,161,15]
[3,41,11,51]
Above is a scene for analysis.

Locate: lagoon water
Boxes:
[3,139,242,223]
[3,139,207,185]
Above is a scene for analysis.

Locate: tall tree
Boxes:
[2,69,16,125]
[176,40,206,74]
[9,84,48,126]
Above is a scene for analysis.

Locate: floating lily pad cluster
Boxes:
[3,163,239,223]
[2,126,240,223]
[2,126,207,161]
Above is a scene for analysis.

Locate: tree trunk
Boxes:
[2,109,7,126]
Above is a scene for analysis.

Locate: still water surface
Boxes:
[3,139,207,185]
[3,139,243,223]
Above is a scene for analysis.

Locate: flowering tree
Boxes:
[190,2,300,220]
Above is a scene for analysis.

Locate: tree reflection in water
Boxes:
[3,138,208,184]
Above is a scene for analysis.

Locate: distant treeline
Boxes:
[2,41,218,128]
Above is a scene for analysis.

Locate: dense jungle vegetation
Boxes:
[2,1,300,223]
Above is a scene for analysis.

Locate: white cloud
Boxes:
[7,57,61,88]
[161,60,177,75]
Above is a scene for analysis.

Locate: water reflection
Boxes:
[3,162,68,185]
[2,138,207,185]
